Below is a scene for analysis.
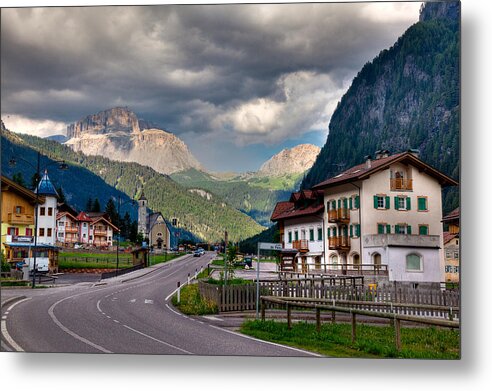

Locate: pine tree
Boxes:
[12,172,25,187]
[57,186,66,203]
[86,197,93,212]
[92,198,101,212]
[105,198,118,225]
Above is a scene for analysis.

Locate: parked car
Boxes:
[198,248,205,254]
[193,250,202,257]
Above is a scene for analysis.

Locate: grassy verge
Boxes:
[0,279,30,287]
[240,320,460,359]
[171,284,218,315]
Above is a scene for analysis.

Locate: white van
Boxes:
[24,257,49,273]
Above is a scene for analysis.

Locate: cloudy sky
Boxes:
[1,1,422,172]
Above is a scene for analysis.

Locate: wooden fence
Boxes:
[260,296,459,352]
[198,278,460,313]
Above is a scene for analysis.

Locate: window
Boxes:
[58,221,64,226]
[83,223,87,227]
[7,227,18,236]
[419,225,429,235]
[47,228,52,237]
[25,228,33,236]
[317,227,322,241]
[377,223,391,234]
[406,253,423,271]
[354,224,360,238]
[301,229,306,240]
[445,265,452,273]
[288,231,292,243]
[48,207,53,216]
[15,206,22,213]
[374,195,389,209]
[354,195,360,209]
[395,224,411,234]
[417,197,428,211]
[454,251,459,258]
[309,228,314,242]
[40,207,46,216]
[58,232,64,238]
[331,200,336,210]
[330,254,338,265]
[445,250,453,259]
[39,228,45,236]
[294,231,299,241]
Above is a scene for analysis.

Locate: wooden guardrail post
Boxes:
[316,307,321,333]
[332,309,336,324]
[261,298,266,321]
[351,311,357,344]
[287,303,292,330]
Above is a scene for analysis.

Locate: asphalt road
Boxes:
[1,252,318,357]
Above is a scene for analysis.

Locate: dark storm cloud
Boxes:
[1,2,421,145]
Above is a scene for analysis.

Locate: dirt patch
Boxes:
[59,268,114,274]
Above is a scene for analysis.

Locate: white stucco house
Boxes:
[311,150,458,288]
[35,170,59,246]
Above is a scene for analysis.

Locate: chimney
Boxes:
[381,149,390,158]
[364,155,372,169]
[408,148,420,158]
[374,150,382,160]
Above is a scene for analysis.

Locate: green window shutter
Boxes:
[406,197,411,210]
[349,197,353,210]
[318,228,322,241]
[288,232,292,243]
[418,197,427,211]
[355,224,361,237]
[332,200,336,209]
[350,225,353,237]
[394,196,398,210]
[338,199,341,208]
[386,224,391,234]
[333,227,337,236]
[355,195,360,209]
[395,225,400,234]
[327,228,331,237]
[373,195,378,209]
[343,198,348,209]
[385,196,390,209]
[407,225,412,235]
[419,225,428,235]
[309,229,314,241]
[295,231,298,241]
[378,224,384,234]
[343,226,348,236]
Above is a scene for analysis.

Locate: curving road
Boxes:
[1,252,318,357]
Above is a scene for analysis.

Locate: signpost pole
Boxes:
[256,243,260,319]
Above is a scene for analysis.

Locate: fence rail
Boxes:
[260,295,458,352]
[280,263,388,275]
[100,263,144,279]
[198,279,460,313]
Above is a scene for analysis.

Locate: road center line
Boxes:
[122,324,193,354]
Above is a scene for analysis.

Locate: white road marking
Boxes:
[165,304,184,317]
[4,312,9,315]
[122,324,193,355]
[1,298,31,352]
[207,325,322,357]
[113,319,120,324]
[1,316,6,320]
[144,299,153,304]
[202,315,224,322]
[129,299,136,303]
[48,297,112,353]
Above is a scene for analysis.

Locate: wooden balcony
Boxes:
[328,236,351,250]
[327,208,350,224]
[8,213,34,225]
[65,226,78,233]
[390,178,413,191]
[292,239,309,253]
[93,230,108,236]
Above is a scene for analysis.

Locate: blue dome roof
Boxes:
[36,170,59,197]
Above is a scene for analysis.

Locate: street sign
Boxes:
[258,242,282,251]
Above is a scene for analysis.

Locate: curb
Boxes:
[1,295,27,309]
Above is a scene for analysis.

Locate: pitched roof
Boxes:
[76,211,92,222]
[91,216,119,231]
[271,201,324,222]
[36,170,59,197]
[443,232,459,244]
[312,151,458,190]
[1,175,45,204]
[56,211,78,221]
[442,207,460,222]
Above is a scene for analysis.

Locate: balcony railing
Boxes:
[327,208,350,224]
[328,236,351,250]
[8,213,34,225]
[292,239,309,253]
[65,226,78,233]
[93,230,108,236]
[390,178,413,191]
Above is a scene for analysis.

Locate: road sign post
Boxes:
[256,242,282,319]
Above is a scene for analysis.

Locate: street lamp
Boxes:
[9,151,68,288]
[116,195,136,276]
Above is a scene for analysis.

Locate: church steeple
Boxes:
[138,190,148,237]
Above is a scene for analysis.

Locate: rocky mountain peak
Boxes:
[66,107,140,138]
[257,144,320,177]
[65,107,203,175]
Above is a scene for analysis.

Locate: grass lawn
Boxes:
[240,320,460,359]
[171,284,218,315]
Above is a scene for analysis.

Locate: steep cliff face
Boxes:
[302,1,459,212]
[65,107,203,175]
[256,144,320,177]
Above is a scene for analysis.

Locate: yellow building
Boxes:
[1,176,46,256]
[443,208,460,284]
